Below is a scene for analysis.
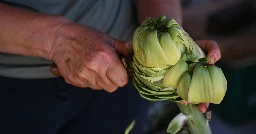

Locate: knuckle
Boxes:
[76,67,87,78]
[97,51,112,64]
[77,72,85,79]
[87,51,112,70]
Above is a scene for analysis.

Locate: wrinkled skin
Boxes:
[50,22,129,93]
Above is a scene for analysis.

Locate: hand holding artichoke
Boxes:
[131,16,227,134]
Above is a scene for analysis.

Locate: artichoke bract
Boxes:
[131,16,227,134]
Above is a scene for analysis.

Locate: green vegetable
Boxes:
[131,16,227,134]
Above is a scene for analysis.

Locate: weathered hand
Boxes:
[50,22,129,93]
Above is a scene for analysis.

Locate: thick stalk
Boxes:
[177,103,212,134]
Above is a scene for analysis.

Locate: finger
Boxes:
[83,50,119,92]
[50,63,62,77]
[84,78,102,90]
[76,67,102,90]
[106,55,128,88]
[195,40,221,64]
[197,103,209,113]
[96,76,118,92]
[56,64,88,88]
[111,37,133,56]
[96,68,118,93]
[67,75,88,88]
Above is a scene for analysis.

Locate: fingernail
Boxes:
[209,55,216,64]
[125,42,133,52]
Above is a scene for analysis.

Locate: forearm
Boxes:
[136,0,182,25]
[0,3,69,60]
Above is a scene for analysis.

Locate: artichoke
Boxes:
[131,16,227,134]
[188,62,227,104]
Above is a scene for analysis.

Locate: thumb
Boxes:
[195,40,221,64]
[110,37,133,57]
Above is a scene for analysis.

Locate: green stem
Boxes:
[177,103,212,134]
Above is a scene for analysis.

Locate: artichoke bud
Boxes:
[188,62,227,104]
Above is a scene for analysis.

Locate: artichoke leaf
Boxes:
[207,65,227,104]
[188,64,213,103]
[140,30,169,67]
[177,71,192,101]
[159,32,181,65]
[163,60,189,88]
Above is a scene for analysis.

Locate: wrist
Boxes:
[0,3,72,59]
[27,15,71,60]
[47,21,79,61]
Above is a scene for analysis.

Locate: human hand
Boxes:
[50,22,129,93]
[180,40,221,113]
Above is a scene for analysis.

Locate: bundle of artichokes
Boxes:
[131,16,227,134]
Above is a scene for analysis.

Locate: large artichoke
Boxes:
[131,16,227,134]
